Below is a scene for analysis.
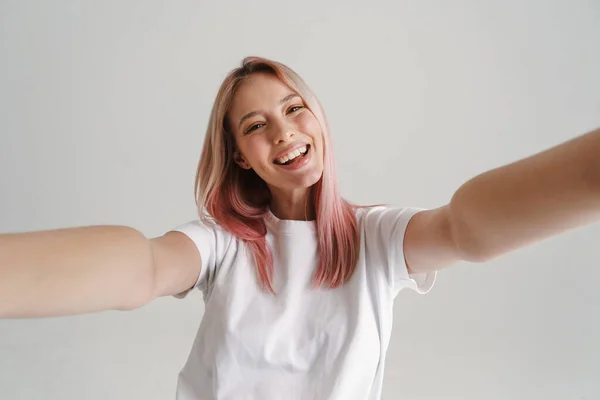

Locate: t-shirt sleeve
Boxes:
[362,206,437,296]
[169,219,232,299]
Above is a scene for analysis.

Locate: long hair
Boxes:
[195,56,359,293]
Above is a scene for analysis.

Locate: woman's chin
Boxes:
[268,171,322,193]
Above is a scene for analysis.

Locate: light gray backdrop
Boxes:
[1,1,599,399]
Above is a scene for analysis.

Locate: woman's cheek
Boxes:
[247,138,271,166]
[298,112,321,135]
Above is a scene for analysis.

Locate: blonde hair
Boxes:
[195,56,359,293]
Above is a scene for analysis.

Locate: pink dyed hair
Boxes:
[194,56,359,293]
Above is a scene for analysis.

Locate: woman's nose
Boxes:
[271,120,295,143]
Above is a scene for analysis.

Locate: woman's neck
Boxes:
[269,187,315,221]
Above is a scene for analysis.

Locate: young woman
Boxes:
[1,56,599,400]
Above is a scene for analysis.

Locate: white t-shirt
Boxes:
[171,206,436,400]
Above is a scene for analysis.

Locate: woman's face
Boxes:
[228,73,324,195]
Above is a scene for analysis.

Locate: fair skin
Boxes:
[222,72,600,277]
[405,125,600,272]
[1,73,599,317]
[228,72,324,221]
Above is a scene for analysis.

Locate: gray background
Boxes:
[1,0,599,399]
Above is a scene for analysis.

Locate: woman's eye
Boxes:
[246,123,264,134]
[288,105,303,113]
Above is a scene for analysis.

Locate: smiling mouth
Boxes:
[273,145,310,166]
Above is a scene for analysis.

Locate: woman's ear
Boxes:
[233,151,252,170]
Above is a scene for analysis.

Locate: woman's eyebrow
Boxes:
[238,93,301,129]
[279,93,301,104]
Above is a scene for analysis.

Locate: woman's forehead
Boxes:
[231,74,296,113]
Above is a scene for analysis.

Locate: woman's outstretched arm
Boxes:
[0,226,201,319]
[405,126,600,273]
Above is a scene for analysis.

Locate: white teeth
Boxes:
[276,145,308,164]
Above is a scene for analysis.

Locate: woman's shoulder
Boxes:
[171,214,236,243]
[354,205,426,231]
[354,204,413,218]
